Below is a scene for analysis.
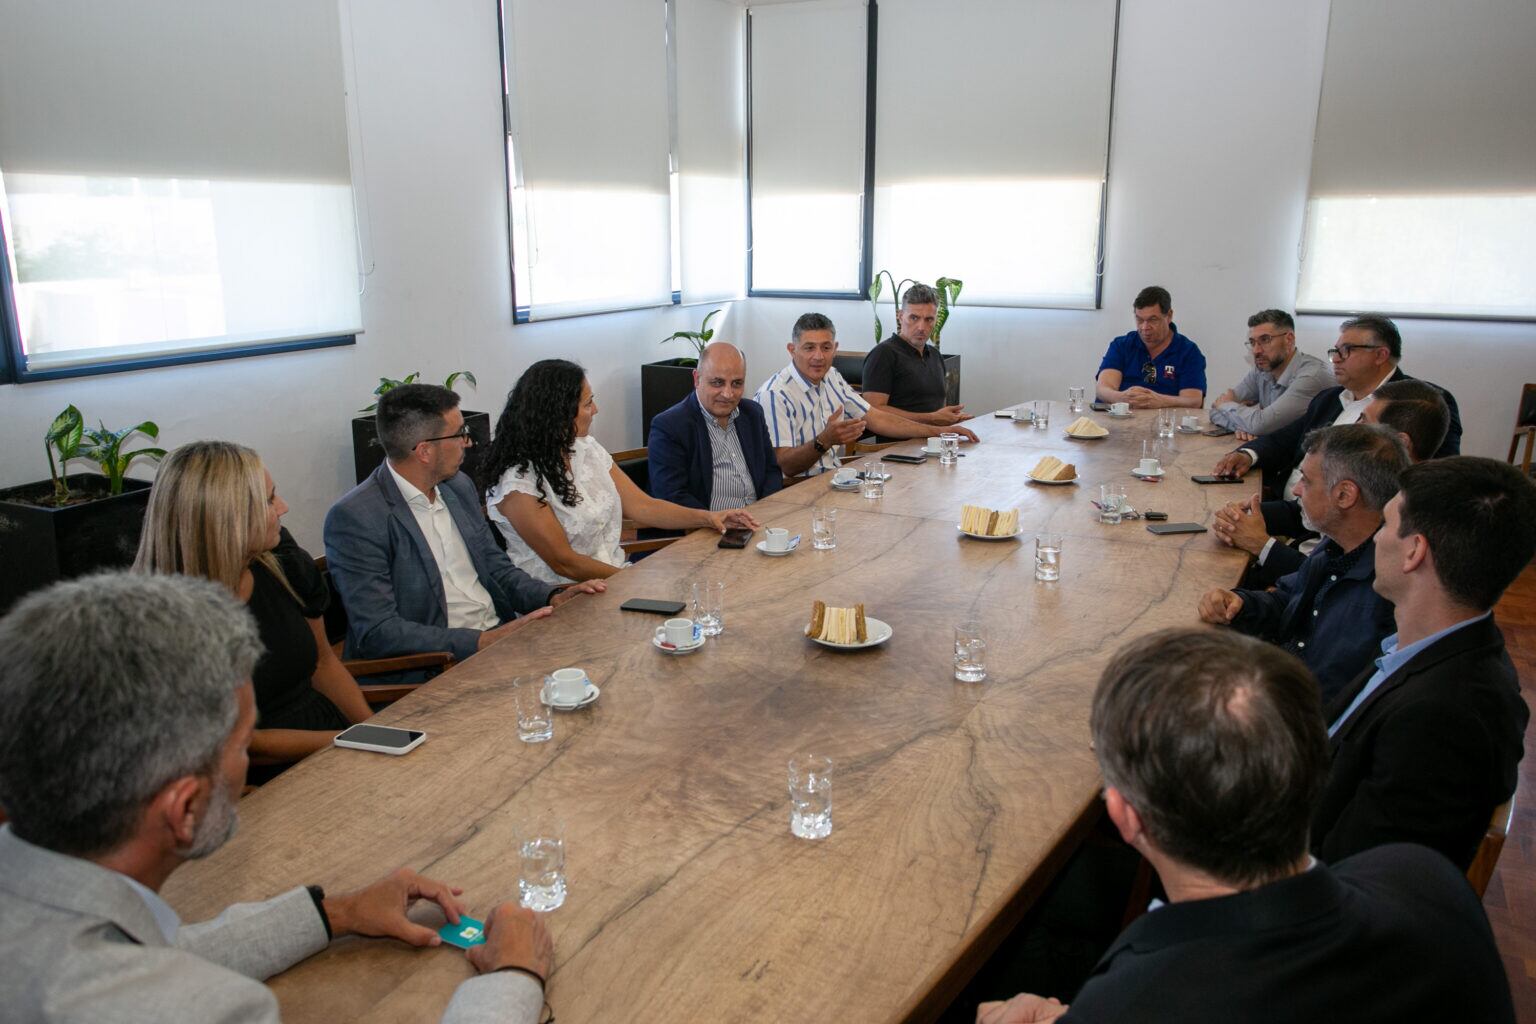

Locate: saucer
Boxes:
[756,539,799,557]
[1131,466,1166,479]
[542,682,600,710]
[921,447,943,456]
[652,632,705,654]
[809,617,893,650]
[1176,425,1203,434]
[1108,411,1133,419]
[830,478,861,491]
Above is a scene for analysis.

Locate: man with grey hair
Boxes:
[1208,309,1332,438]
[979,629,1514,1023]
[0,572,552,1023]
[861,282,971,431]
[1198,424,1408,703]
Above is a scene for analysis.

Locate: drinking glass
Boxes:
[1032,401,1050,430]
[788,753,833,840]
[1068,386,1086,414]
[954,621,988,682]
[812,507,837,549]
[1034,532,1063,582]
[1157,409,1176,439]
[1099,483,1125,525]
[860,460,884,499]
[517,816,567,911]
[512,676,553,743]
[692,580,724,636]
[939,432,961,465]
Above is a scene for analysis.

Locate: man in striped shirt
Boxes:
[754,313,978,478]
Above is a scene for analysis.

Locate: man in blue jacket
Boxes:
[648,342,782,510]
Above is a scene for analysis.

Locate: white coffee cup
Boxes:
[1181,415,1199,430]
[549,667,590,703]
[1110,402,1131,416]
[765,527,790,552]
[832,467,856,485]
[1138,457,1161,475]
[925,437,943,453]
[656,619,697,646]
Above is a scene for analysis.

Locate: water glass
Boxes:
[812,507,837,549]
[1068,385,1086,414]
[512,676,553,743]
[939,432,961,465]
[692,579,725,636]
[1099,483,1126,525]
[517,816,567,911]
[954,621,988,682]
[1032,401,1050,430]
[1157,409,1176,439]
[860,460,885,499]
[1034,532,1063,582]
[788,753,833,840]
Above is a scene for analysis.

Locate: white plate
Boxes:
[1130,467,1166,479]
[809,617,893,650]
[1063,431,1108,441]
[755,539,798,557]
[652,633,705,654]
[957,525,1024,540]
[542,683,600,710]
[1027,475,1078,486]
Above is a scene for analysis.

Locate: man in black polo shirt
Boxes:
[861,282,971,440]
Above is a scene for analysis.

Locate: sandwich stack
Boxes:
[960,504,1020,537]
[1065,416,1108,438]
[1029,456,1077,482]
[806,599,868,644]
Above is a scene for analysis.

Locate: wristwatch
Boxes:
[812,435,828,454]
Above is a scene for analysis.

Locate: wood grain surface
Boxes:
[163,402,1252,1023]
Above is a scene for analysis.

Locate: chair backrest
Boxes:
[1517,383,1536,430]
[313,555,350,647]
[611,447,650,495]
[1466,791,1516,898]
[833,350,868,389]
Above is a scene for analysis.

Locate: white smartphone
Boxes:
[333,723,426,756]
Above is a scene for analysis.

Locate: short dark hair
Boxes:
[376,383,461,460]
[1133,286,1171,314]
[1339,314,1402,360]
[1301,423,1409,512]
[1372,380,1450,461]
[1247,309,1294,331]
[1395,456,1536,610]
[900,282,938,308]
[792,312,836,343]
[1091,629,1327,888]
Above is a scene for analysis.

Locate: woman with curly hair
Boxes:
[481,359,758,584]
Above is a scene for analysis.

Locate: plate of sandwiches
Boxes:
[1063,416,1108,440]
[958,504,1022,540]
[805,599,893,649]
[1028,456,1078,485]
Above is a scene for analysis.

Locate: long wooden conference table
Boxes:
[165,401,1251,1023]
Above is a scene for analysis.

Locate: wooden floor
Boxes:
[1489,561,1536,1022]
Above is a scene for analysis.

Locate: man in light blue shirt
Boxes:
[1209,310,1332,438]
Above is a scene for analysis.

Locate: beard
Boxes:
[179,779,241,860]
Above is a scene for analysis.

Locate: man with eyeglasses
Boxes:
[326,384,605,666]
[1094,285,1207,410]
[1208,310,1332,438]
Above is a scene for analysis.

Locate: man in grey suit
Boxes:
[0,572,553,1022]
[325,384,604,663]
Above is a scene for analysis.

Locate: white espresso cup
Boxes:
[925,437,944,453]
[1181,415,1199,430]
[1110,402,1131,416]
[656,619,697,646]
[765,527,790,552]
[832,467,857,485]
[548,667,590,703]
[1138,457,1161,475]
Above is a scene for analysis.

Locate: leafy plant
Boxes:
[659,309,722,365]
[362,370,478,413]
[78,421,166,496]
[43,405,85,505]
[868,273,964,349]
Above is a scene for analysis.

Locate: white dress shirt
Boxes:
[386,463,501,631]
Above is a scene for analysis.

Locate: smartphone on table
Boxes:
[620,598,688,615]
[718,528,753,549]
[333,724,426,755]
[1146,522,1208,535]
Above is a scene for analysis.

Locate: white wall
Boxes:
[2,0,1532,552]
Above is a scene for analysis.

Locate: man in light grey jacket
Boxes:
[1208,309,1332,438]
[0,573,551,1023]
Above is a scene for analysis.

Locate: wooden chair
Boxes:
[1466,792,1516,899]
[610,447,684,558]
[315,556,455,707]
[1507,383,1536,475]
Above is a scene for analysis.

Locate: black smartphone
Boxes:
[718,528,753,549]
[1146,522,1208,535]
[1090,401,1110,411]
[881,453,928,464]
[334,724,426,755]
[1190,475,1244,484]
[620,598,688,615]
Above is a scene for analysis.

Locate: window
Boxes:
[1297,0,1536,320]
[0,1,363,382]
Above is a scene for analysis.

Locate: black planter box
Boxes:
[641,358,698,444]
[0,474,153,615]
[351,410,492,486]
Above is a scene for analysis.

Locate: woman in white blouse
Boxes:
[481,359,759,584]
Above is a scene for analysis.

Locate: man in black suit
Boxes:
[1210,315,1460,584]
[978,629,1514,1024]
[1313,456,1535,871]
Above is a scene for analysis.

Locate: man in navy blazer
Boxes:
[648,342,782,510]
[325,385,603,665]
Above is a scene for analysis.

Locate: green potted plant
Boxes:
[642,309,722,443]
[0,406,165,614]
[865,273,964,405]
[351,370,488,484]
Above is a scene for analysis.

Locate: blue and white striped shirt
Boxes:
[702,405,757,510]
[753,363,870,476]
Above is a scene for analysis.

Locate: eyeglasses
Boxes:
[416,426,473,446]
[1326,343,1385,361]
[1243,331,1290,350]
